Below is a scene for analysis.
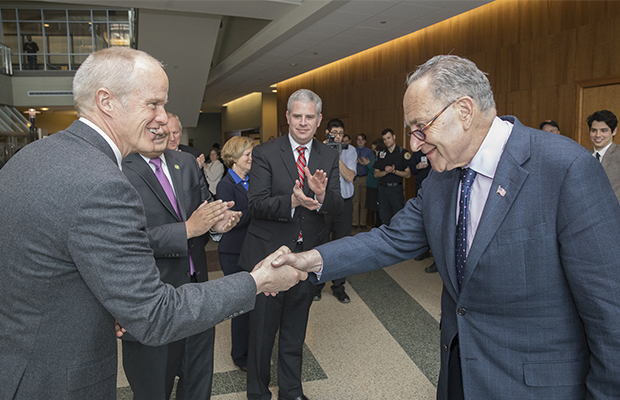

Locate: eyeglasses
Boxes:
[406,99,458,142]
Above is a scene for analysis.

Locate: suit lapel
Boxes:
[280,135,303,191]
[438,171,461,296]
[124,153,181,221]
[462,118,530,289]
[68,120,118,167]
[306,139,323,196]
[602,142,618,169]
[165,151,187,221]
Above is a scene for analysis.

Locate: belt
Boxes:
[379,181,402,187]
[357,174,367,177]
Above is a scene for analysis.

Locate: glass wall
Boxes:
[0,7,134,71]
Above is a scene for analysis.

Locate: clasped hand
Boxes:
[291,166,328,210]
[250,246,309,295]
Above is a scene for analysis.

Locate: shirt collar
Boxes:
[79,117,123,170]
[288,133,313,157]
[466,116,513,179]
[594,142,613,158]
[139,152,167,168]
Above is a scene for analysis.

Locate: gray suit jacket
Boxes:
[590,141,620,204]
[0,120,256,400]
[315,117,620,399]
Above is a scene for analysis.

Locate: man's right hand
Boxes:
[291,180,321,211]
[250,246,309,294]
[185,200,230,239]
[271,249,324,274]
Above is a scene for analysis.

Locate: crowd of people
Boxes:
[2,47,620,400]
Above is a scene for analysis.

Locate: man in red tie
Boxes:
[121,120,240,400]
[239,89,343,400]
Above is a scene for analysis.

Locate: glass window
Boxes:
[17,9,41,21]
[69,22,92,54]
[68,10,91,21]
[92,10,107,21]
[48,54,69,71]
[93,23,108,51]
[43,10,66,22]
[108,10,128,22]
[1,9,17,21]
[109,23,129,47]
[71,54,88,69]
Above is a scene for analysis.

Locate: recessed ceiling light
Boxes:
[290,63,297,67]
[380,21,387,24]
[272,89,277,93]
[41,108,49,111]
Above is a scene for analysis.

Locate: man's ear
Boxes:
[456,96,475,130]
[95,88,114,117]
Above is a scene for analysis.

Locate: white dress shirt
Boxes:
[79,117,123,169]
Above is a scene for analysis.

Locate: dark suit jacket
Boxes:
[0,120,256,400]
[238,134,343,270]
[590,141,620,204]
[217,171,251,254]
[123,150,211,287]
[315,117,620,399]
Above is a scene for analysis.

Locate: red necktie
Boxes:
[296,146,307,188]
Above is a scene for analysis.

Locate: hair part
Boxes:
[73,47,164,116]
[406,55,496,113]
[587,110,618,131]
[221,136,254,168]
[287,89,322,115]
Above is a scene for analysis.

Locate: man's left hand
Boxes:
[305,166,328,203]
[212,202,241,232]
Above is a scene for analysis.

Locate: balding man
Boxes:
[0,47,305,400]
[275,55,620,400]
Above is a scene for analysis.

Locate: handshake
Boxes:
[249,246,324,295]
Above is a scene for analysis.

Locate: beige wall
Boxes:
[261,92,277,141]
[221,92,262,133]
[0,75,13,105]
[11,76,74,107]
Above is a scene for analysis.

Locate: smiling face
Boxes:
[139,124,169,159]
[590,120,617,151]
[404,78,475,172]
[109,64,169,157]
[235,146,253,176]
[286,100,322,145]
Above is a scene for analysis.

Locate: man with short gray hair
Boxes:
[274,55,620,400]
[0,46,305,400]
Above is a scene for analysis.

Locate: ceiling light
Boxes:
[272,89,277,93]
[41,108,49,111]
[290,63,297,67]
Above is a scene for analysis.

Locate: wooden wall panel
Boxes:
[276,0,620,199]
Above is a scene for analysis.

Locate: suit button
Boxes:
[457,307,467,316]
[185,271,191,277]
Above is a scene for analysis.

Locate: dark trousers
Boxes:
[447,337,465,400]
[218,251,250,368]
[246,244,314,400]
[122,327,215,400]
[317,196,353,294]
[378,184,404,225]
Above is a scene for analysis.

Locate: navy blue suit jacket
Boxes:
[217,171,251,254]
[315,117,620,399]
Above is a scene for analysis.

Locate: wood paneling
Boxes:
[277,0,620,198]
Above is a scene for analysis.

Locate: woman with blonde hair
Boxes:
[216,136,254,371]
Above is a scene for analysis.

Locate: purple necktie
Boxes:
[456,168,477,290]
[150,157,195,275]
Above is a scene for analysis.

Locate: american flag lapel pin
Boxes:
[496,185,506,197]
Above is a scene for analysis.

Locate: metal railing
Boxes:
[0,43,13,76]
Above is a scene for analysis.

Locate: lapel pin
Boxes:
[174,164,180,170]
[496,185,506,197]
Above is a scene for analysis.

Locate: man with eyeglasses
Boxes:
[373,128,411,225]
[271,55,620,400]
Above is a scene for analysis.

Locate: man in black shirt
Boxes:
[373,128,411,224]
[23,35,39,70]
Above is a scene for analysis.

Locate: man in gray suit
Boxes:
[274,55,620,399]
[0,47,305,400]
[121,115,221,400]
[587,109,620,204]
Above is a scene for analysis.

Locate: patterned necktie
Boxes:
[296,146,307,188]
[150,158,195,275]
[456,167,477,290]
[596,152,601,162]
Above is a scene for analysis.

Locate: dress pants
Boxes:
[122,327,215,400]
[218,251,250,368]
[447,337,464,400]
[317,197,353,294]
[378,184,404,225]
[352,177,367,227]
[247,243,314,400]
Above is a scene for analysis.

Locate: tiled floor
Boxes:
[117,228,443,400]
